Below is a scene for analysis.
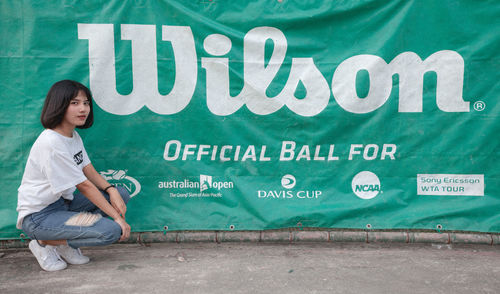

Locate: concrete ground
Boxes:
[1,242,499,294]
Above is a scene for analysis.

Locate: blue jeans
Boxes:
[22,186,130,249]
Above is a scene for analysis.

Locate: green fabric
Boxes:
[1,0,499,239]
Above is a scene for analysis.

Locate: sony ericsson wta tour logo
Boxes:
[100,170,141,197]
[78,24,470,116]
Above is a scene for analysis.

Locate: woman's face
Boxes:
[62,91,90,128]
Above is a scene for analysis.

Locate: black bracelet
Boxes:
[104,184,116,192]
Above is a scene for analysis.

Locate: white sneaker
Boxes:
[56,244,90,265]
[29,240,67,271]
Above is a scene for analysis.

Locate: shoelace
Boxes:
[59,245,84,258]
[42,246,63,262]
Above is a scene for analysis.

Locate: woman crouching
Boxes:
[17,80,131,271]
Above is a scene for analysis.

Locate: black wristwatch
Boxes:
[104,184,116,192]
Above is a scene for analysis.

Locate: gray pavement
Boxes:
[1,242,499,294]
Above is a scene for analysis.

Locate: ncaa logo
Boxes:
[281,174,296,189]
[351,171,381,199]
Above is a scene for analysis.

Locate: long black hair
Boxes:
[40,80,94,129]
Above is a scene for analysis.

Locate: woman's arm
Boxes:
[76,179,130,241]
[82,163,113,190]
[82,164,127,217]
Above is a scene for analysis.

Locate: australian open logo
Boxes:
[157,175,233,199]
[200,175,212,192]
[199,175,233,192]
[100,170,141,197]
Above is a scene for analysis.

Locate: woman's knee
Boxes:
[98,220,122,245]
[66,219,122,248]
[116,186,131,204]
[21,216,37,239]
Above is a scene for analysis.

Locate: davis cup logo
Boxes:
[281,174,296,189]
[100,170,141,197]
[351,171,381,199]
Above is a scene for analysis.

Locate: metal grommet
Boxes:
[163,226,169,231]
[20,233,25,238]
[436,224,443,230]
[366,224,372,229]
[229,225,235,230]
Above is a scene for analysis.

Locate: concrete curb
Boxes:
[492,234,500,245]
[330,231,366,242]
[368,231,408,243]
[292,231,329,242]
[217,231,261,242]
[2,230,499,249]
[449,233,493,245]
[408,232,450,244]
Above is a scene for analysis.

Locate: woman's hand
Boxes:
[82,165,127,217]
[76,180,130,242]
[109,188,127,218]
[114,217,131,241]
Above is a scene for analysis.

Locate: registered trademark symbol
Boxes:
[473,101,485,111]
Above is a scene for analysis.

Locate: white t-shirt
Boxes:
[17,129,91,229]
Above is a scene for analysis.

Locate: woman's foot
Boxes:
[29,240,67,271]
[56,244,90,264]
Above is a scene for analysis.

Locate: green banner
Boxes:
[1,0,499,239]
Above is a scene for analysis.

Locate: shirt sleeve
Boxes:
[76,131,91,167]
[81,145,91,167]
[45,148,88,194]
